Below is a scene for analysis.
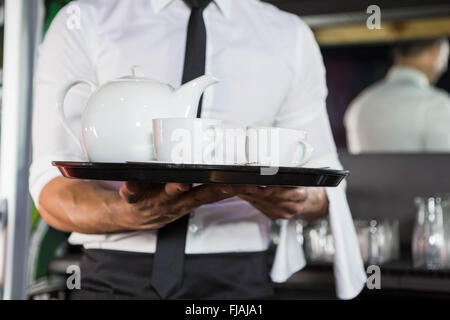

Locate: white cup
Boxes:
[152,118,223,164]
[246,126,313,167]
[215,125,247,165]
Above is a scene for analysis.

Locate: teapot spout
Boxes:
[174,75,219,118]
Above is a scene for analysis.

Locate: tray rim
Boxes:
[52,161,350,177]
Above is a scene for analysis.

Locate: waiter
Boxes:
[345,38,450,153]
[30,0,365,299]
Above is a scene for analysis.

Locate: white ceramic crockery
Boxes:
[56,66,219,162]
[216,125,247,165]
[153,118,224,165]
[246,126,314,167]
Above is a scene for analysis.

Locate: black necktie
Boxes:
[151,0,212,299]
[182,0,212,117]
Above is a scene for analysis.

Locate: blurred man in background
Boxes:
[345,37,450,153]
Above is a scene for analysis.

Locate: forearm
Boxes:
[38,177,125,234]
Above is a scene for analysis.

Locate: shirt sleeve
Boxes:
[29,1,98,206]
[270,18,367,299]
[273,18,337,167]
[424,93,450,152]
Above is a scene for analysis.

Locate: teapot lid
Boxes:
[115,66,153,82]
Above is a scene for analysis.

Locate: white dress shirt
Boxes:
[345,66,450,153]
[29,0,366,299]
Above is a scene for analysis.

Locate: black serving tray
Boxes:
[52,161,349,187]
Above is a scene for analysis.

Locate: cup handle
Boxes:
[56,80,97,153]
[297,139,314,166]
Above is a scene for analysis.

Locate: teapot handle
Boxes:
[56,80,97,153]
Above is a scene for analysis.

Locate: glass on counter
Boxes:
[302,218,399,265]
[354,219,400,265]
[444,197,450,267]
[303,219,335,263]
[412,196,449,269]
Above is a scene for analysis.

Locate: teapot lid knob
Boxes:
[131,65,145,78]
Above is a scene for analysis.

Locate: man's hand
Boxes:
[236,186,329,222]
[112,182,259,231]
[39,177,259,234]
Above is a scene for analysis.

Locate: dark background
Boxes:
[263,0,450,149]
[322,43,450,149]
[266,0,450,17]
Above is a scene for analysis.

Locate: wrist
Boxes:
[299,187,329,222]
[319,188,329,216]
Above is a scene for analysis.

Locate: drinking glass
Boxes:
[354,219,399,264]
[412,197,447,269]
[440,195,450,267]
[303,219,334,263]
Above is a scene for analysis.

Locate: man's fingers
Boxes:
[174,184,238,212]
[119,185,134,203]
[190,184,233,205]
[249,187,307,202]
[255,197,302,216]
[275,187,308,201]
[121,182,139,196]
[279,200,303,215]
[119,182,157,203]
[156,183,192,204]
[239,195,297,220]
[219,184,259,196]
[165,183,192,197]
[122,182,164,203]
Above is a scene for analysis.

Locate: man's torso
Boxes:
[67,0,302,253]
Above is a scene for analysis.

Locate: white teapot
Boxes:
[57,66,218,162]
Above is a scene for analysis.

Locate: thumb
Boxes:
[160,183,191,202]
[119,182,158,203]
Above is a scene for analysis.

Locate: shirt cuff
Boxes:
[29,165,62,206]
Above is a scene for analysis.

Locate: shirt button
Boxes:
[188,224,199,233]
